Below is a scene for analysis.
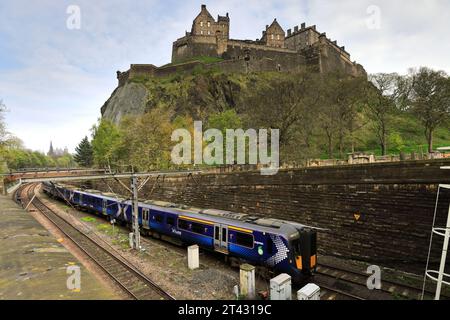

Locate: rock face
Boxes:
[101,82,149,125]
[101,72,251,124]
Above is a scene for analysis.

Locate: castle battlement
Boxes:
[117,5,366,86]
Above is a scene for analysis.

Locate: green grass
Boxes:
[97,224,112,233]
[318,112,450,159]
[81,217,96,223]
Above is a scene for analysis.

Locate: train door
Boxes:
[214,224,229,253]
[142,208,150,229]
[102,199,107,216]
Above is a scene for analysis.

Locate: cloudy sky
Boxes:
[0,0,449,153]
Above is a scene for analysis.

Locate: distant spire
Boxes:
[48,141,55,157]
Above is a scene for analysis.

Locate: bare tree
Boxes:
[317,74,367,158]
[366,73,409,155]
[243,72,315,146]
[409,67,450,153]
[0,100,7,144]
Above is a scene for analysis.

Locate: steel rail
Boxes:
[317,263,449,300]
[19,183,175,300]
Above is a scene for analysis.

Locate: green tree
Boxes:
[56,154,74,168]
[410,67,450,153]
[207,110,242,132]
[74,136,93,167]
[118,108,174,171]
[91,120,122,169]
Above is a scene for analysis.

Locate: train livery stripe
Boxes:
[179,216,253,234]
[179,215,214,225]
[228,225,253,234]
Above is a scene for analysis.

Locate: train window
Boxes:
[166,216,175,226]
[191,222,205,234]
[215,226,220,241]
[142,209,149,221]
[155,215,163,223]
[178,219,189,230]
[235,232,254,248]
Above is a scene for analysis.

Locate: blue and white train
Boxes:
[43,182,317,282]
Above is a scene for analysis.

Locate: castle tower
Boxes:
[216,13,230,39]
[261,19,285,48]
[191,4,229,39]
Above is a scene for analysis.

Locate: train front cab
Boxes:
[293,228,317,278]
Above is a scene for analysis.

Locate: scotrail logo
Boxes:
[171,121,280,175]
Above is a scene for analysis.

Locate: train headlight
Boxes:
[258,246,264,256]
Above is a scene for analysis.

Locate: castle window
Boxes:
[201,30,203,35]
[208,30,211,35]
[277,34,280,40]
[271,34,274,40]
[200,22,204,27]
[207,21,211,27]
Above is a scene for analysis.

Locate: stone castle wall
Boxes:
[172,37,221,63]
[117,51,306,86]
[224,44,306,72]
[318,39,365,76]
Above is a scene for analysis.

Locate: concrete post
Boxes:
[188,245,200,270]
[239,264,255,299]
[1,178,5,195]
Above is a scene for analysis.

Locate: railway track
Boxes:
[316,283,366,300]
[17,183,174,301]
[315,263,449,300]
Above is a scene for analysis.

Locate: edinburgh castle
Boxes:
[116,5,366,86]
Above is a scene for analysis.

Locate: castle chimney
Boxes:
[294,26,299,32]
[226,13,229,18]
[341,46,345,51]
[266,25,269,30]
[332,40,337,45]
[201,4,206,10]
[287,29,292,36]
[301,23,306,29]
[312,25,316,30]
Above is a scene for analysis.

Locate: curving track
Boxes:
[315,263,450,300]
[16,183,175,301]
